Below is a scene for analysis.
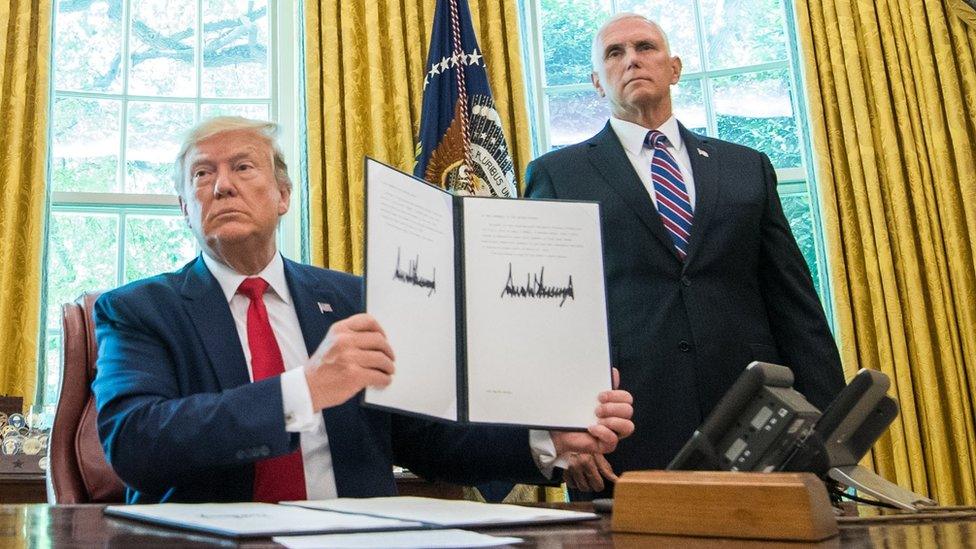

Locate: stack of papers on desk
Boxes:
[274,529,521,548]
[105,496,596,539]
[283,496,597,527]
[104,502,420,538]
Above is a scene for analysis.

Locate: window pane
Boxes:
[128,1,196,97]
[201,103,271,120]
[202,0,270,98]
[51,97,121,193]
[45,212,119,331]
[673,79,706,134]
[54,0,124,93]
[699,0,787,70]
[712,69,800,168]
[540,0,610,86]
[44,335,61,407]
[124,215,197,283]
[616,0,701,72]
[780,193,821,297]
[125,101,195,194]
[546,90,610,149]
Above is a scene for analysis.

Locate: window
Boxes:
[519,0,832,312]
[40,0,299,406]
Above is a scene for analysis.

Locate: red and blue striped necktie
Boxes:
[645,130,694,259]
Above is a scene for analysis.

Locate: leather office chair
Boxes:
[48,291,125,503]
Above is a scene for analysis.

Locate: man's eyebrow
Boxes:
[228,150,260,164]
[189,149,261,168]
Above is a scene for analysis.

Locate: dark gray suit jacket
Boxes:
[524,121,844,479]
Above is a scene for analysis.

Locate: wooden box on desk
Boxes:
[611,471,837,541]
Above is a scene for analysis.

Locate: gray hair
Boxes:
[591,13,672,72]
[173,116,292,196]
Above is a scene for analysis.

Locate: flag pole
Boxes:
[448,0,476,194]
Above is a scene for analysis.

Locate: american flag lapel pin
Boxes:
[697,148,709,157]
[318,302,333,313]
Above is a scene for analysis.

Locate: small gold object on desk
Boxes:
[0,399,49,475]
[611,470,838,542]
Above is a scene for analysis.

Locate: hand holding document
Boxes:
[551,367,635,455]
[363,158,614,430]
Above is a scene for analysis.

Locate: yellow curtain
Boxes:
[796,0,976,504]
[303,0,531,273]
[0,1,52,404]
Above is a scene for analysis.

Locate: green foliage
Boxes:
[45,213,119,331]
[717,114,800,168]
[124,216,197,283]
[540,0,609,86]
[780,194,822,298]
[700,0,787,69]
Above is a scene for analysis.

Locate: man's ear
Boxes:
[591,71,605,97]
[277,184,291,217]
[670,56,683,85]
[178,196,190,226]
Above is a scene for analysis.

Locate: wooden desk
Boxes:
[3,503,976,547]
[0,474,46,504]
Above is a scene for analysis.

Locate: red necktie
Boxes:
[237,277,307,502]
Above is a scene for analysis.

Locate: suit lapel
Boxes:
[681,124,720,265]
[586,123,678,258]
[283,259,341,357]
[283,259,363,496]
[180,257,250,390]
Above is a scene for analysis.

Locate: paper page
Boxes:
[103,503,420,537]
[363,159,458,421]
[274,529,520,548]
[285,496,597,527]
[460,198,611,428]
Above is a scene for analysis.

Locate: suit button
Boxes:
[681,276,691,287]
[235,450,245,460]
[678,340,691,352]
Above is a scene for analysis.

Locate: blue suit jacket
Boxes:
[525,122,845,479]
[92,256,544,503]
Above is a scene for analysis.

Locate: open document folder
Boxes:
[103,497,597,538]
[362,158,613,430]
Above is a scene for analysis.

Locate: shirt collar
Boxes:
[201,250,292,306]
[609,115,684,155]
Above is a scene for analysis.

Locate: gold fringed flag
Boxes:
[414,0,518,197]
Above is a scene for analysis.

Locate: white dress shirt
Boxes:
[609,115,696,210]
[202,252,338,500]
[202,252,563,499]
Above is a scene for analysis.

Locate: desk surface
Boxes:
[3,503,976,547]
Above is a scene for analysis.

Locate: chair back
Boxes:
[48,291,125,503]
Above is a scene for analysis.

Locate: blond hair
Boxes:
[173,116,292,196]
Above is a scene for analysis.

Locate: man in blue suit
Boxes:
[524,14,844,497]
[92,116,634,503]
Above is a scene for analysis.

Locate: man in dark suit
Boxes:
[92,116,634,503]
[524,14,844,497]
